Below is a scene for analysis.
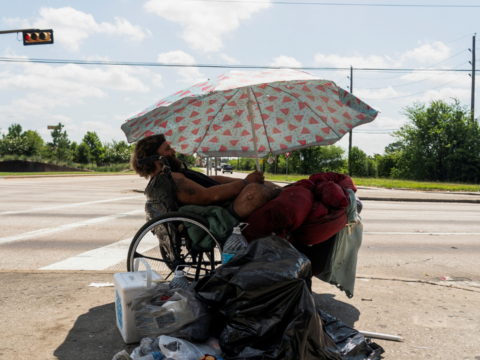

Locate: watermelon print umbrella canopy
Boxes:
[121,69,378,164]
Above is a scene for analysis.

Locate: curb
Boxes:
[356,274,480,293]
[0,173,136,179]
[360,197,480,204]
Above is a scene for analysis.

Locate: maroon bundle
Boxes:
[244,172,356,246]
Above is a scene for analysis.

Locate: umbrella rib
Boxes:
[250,87,273,155]
[265,84,341,139]
[197,88,242,152]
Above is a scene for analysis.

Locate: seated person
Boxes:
[131,134,282,220]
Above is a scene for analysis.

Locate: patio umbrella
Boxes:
[121,69,378,170]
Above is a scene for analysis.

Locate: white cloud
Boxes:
[398,71,471,87]
[314,41,452,69]
[0,62,149,98]
[315,53,396,68]
[413,86,471,104]
[5,7,150,51]
[157,50,206,83]
[270,55,302,68]
[401,41,450,63]
[220,54,240,65]
[144,0,272,53]
[151,74,164,87]
[354,87,403,100]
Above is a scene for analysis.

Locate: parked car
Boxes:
[217,165,222,171]
[222,164,233,174]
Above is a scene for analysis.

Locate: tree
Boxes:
[6,123,22,139]
[70,142,78,162]
[394,99,480,182]
[0,124,44,157]
[103,140,133,164]
[0,136,29,156]
[75,143,91,164]
[82,131,104,165]
[177,153,196,166]
[23,130,44,156]
[47,123,72,164]
[376,141,402,178]
[350,146,377,177]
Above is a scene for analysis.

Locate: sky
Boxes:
[0,0,478,156]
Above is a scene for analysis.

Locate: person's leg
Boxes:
[232,183,282,219]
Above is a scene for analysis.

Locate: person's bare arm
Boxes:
[209,175,240,184]
[172,171,265,205]
[172,173,243,206]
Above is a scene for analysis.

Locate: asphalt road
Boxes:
[1,173,479,284]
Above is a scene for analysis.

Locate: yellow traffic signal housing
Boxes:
[23,30,54,45]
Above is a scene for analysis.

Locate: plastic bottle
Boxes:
[168,266,190,290]
[222,223,248,264]
[137,352,163,360]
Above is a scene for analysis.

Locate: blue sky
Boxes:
[1,0,478,155]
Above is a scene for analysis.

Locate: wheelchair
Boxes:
[127,211,224,282]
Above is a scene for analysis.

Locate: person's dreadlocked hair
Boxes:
[130,134,165,179]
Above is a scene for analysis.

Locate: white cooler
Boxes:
[114,258,164,344]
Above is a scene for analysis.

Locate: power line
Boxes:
[169,0,480,8]
[362,74,469,100]
[0,57,477,73]
[447,33,476,45]
[362,61,469,89]
[355,49,470,80]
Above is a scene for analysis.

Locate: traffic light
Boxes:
[23,30,54,46]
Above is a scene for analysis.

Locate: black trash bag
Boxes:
[168,314,213,343]
[195,236,344,360]
[317,309,384,360]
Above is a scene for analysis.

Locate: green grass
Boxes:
[0,171,135,176]
[232,170,480,192]
[351,178,480,192]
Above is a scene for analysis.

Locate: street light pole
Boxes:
[471,34,476,121]
[348,66,353,176]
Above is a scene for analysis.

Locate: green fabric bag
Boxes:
[179,205,239,252]
[317,189,363,298]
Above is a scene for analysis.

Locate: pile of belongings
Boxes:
[244,172,356,245]
[113,236,383,360]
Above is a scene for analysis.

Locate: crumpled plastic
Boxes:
[317,309,384,360]
[194,236,383,360]
[195,236,343,360]
[159,335,223,360]
[131,282,207,338]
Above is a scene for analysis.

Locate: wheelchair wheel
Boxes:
[127,212,223,281]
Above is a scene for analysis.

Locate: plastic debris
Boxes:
[112,350,132,360]
[358,330,404,342]
[169,266,191,290]
[361,298,373,301]
[196,236,384,360]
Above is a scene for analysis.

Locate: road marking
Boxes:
[40,232,158,271]
[0,209,143,245]
[365,232,480,235]
[0,195,143,216]
[0,184,125,191]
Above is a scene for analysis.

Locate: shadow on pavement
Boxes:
[54,303,136,360]
[313,292,360,327]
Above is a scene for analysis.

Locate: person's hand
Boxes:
[245,170,265,184]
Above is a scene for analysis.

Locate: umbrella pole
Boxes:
[247,87,260,172]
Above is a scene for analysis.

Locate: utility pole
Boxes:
[471,34,476,121]
[348,66,353,176]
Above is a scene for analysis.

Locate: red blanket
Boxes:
[245,172,355,246]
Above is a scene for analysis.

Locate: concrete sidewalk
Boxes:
[356,186,480,204]
[1,271,479,360]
